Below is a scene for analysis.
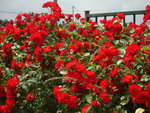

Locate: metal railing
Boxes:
[85,10,146,25]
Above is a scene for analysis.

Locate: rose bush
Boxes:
[0,1,150,113]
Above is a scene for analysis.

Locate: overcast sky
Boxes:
[0,0,149,21]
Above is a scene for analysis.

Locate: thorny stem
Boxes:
[45,76,89,84]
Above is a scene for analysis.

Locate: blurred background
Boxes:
[0,0,149,24]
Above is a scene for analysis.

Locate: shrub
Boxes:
[0,1,150,113]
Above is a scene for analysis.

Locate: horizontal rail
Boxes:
[85,10,146,25]
[85,10,146,18]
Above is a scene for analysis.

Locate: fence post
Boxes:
[95,17,98,23]
[85,11,90,21]
[133,14,136,23]
[54,0,57,3]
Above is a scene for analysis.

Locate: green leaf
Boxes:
[141,74,150,82]
[117,59,123,65]
[120,96,129,105]
[28,78,37,83]
[45,22,52,29]
[118,48,126,57]
[70,32,78,38]
[84,94,93,104]
[56,56,62,61]
[83,23,90,28]
[84,52,90,56]
[59,70,67,75]
[141,45,150,51]
[146,20,150,25]
[113,40,119,45]
[119,39,128,44]
[135,108,145,113]
[21,84,28,90]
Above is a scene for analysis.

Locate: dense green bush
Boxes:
[0,1,150,113]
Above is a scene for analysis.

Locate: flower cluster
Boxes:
[0,75,19,113]
[0,1,150,113]
[129,83,150,108]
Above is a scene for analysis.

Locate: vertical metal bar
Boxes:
[85,11,90,21]
[133,14,136,23]
[123,18,126,26]
[95,17,98,23]
[54,0,57,3]
[104,16,107,19]
[72,6,75,21]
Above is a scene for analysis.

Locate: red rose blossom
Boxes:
[146,83,150,94]
[0,105,12,113]
[26,94,34,101]
[146,94,150,108]
[75,13,81,19]
[91,100,100,106]
[128,84,142,97]
[68,23,76,31]
[117,12,125,19]
[122,75,135,84]
[81,105,89,113]
[99,92,111,104]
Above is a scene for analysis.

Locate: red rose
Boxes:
[2,43,12,52]
[35,55,43,62]
[85,70,98,84]
[59,49,66,56]
[26,94,34,101]
[92,29,101,37]
[53,42,65,50]
[68,23,76,31]
[67,14,73,18]
[0,105,12,113]
[57,92,69,104]
[66,95,78,109]
[133,91,148,103]
[99,92,111,104]
[128,84,142,97]
[29,32,45,46]
[91,100,100,106]
[54,60,64,71]
[6,98,15,106]
[146,94,150,108]
[117,12,125,19]
[122,75,135,84]
[34,46,42,55]
[42,46,52,53]
[71,84,86,95]
[34,46,43,62]
[42,1,58,9]
[80,18,87,24]
[0,86,5,97]
[7,77,20,88]
[113,22,122,33]
[6,87,15,99]
[109,67,119,77]
[75,13,81,19]
[81,105,89,113]
[99,79,109,92]
[2,43,13,58]
[126,43,141,55]
[146,5,150,12]
[92,86,100,94]
[146,83,150,94]
[84,41,90,49]
[0,67,3,77]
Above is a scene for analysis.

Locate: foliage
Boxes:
[0,1,150,113]
[0,19,9,26]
